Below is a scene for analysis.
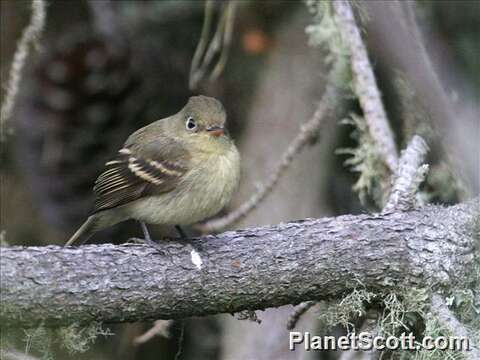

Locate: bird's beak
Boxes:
[207,126,225,137]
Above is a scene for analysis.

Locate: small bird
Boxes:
[65,95,240,246]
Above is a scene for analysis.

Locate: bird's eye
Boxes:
[185,116,197,131]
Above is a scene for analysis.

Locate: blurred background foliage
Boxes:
[1,1,478,359]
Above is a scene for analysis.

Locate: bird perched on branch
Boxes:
[66,95,240,246]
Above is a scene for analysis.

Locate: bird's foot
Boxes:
[129,221,166,251]
[173,225,202,252]
[127,237,164,252]
[175,225,188,239]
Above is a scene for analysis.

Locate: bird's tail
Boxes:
[65,215,98,246]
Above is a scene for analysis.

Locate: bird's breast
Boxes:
[181,146,240,222]
[129,146,240,225]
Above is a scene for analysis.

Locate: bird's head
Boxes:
[177,95,228,140]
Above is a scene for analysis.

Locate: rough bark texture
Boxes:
[1,199,478,328]
[383,135,429,212]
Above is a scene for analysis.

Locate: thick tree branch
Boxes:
[1,200,478,328]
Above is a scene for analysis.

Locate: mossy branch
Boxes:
[331,0,398,173]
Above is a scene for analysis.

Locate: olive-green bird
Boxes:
[66,95,240,246]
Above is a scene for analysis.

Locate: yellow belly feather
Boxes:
[127,145,240,225]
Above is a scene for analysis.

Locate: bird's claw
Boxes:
[127,237,164,252]
[127,237,148,245]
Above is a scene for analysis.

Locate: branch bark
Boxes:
[1,199,478,328]
[384,135,429,212]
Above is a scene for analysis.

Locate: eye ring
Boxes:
[185,116,197,131]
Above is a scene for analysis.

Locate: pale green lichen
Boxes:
[304,1,475,359]
[306,0,390,207]
[318,288,376,329]
[381,289,474,359]
[58,322,113,355]
[1,322,112,360]
[304,0,352,91]
[316,286,473,359]
[380,289,429,338]
[448,289,478,324]
[305,0,345,60]
[406,316,465,360]
[336,114,390,207]
[23,326,54,360]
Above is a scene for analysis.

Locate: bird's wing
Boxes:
[92,137,189,213]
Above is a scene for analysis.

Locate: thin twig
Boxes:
[198,62,343,232]
[383,135,429,213]
[210,1,237,80]
[133,319,173,345]
[174,320,185,360]
[234,310,261,323]
[286,301,317,330]
[331,0,398,173]
[189,1,237,90]
[1,0,46,143]
[189,0,214,90]
[199,4,227,73]
[430,294,480,360]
